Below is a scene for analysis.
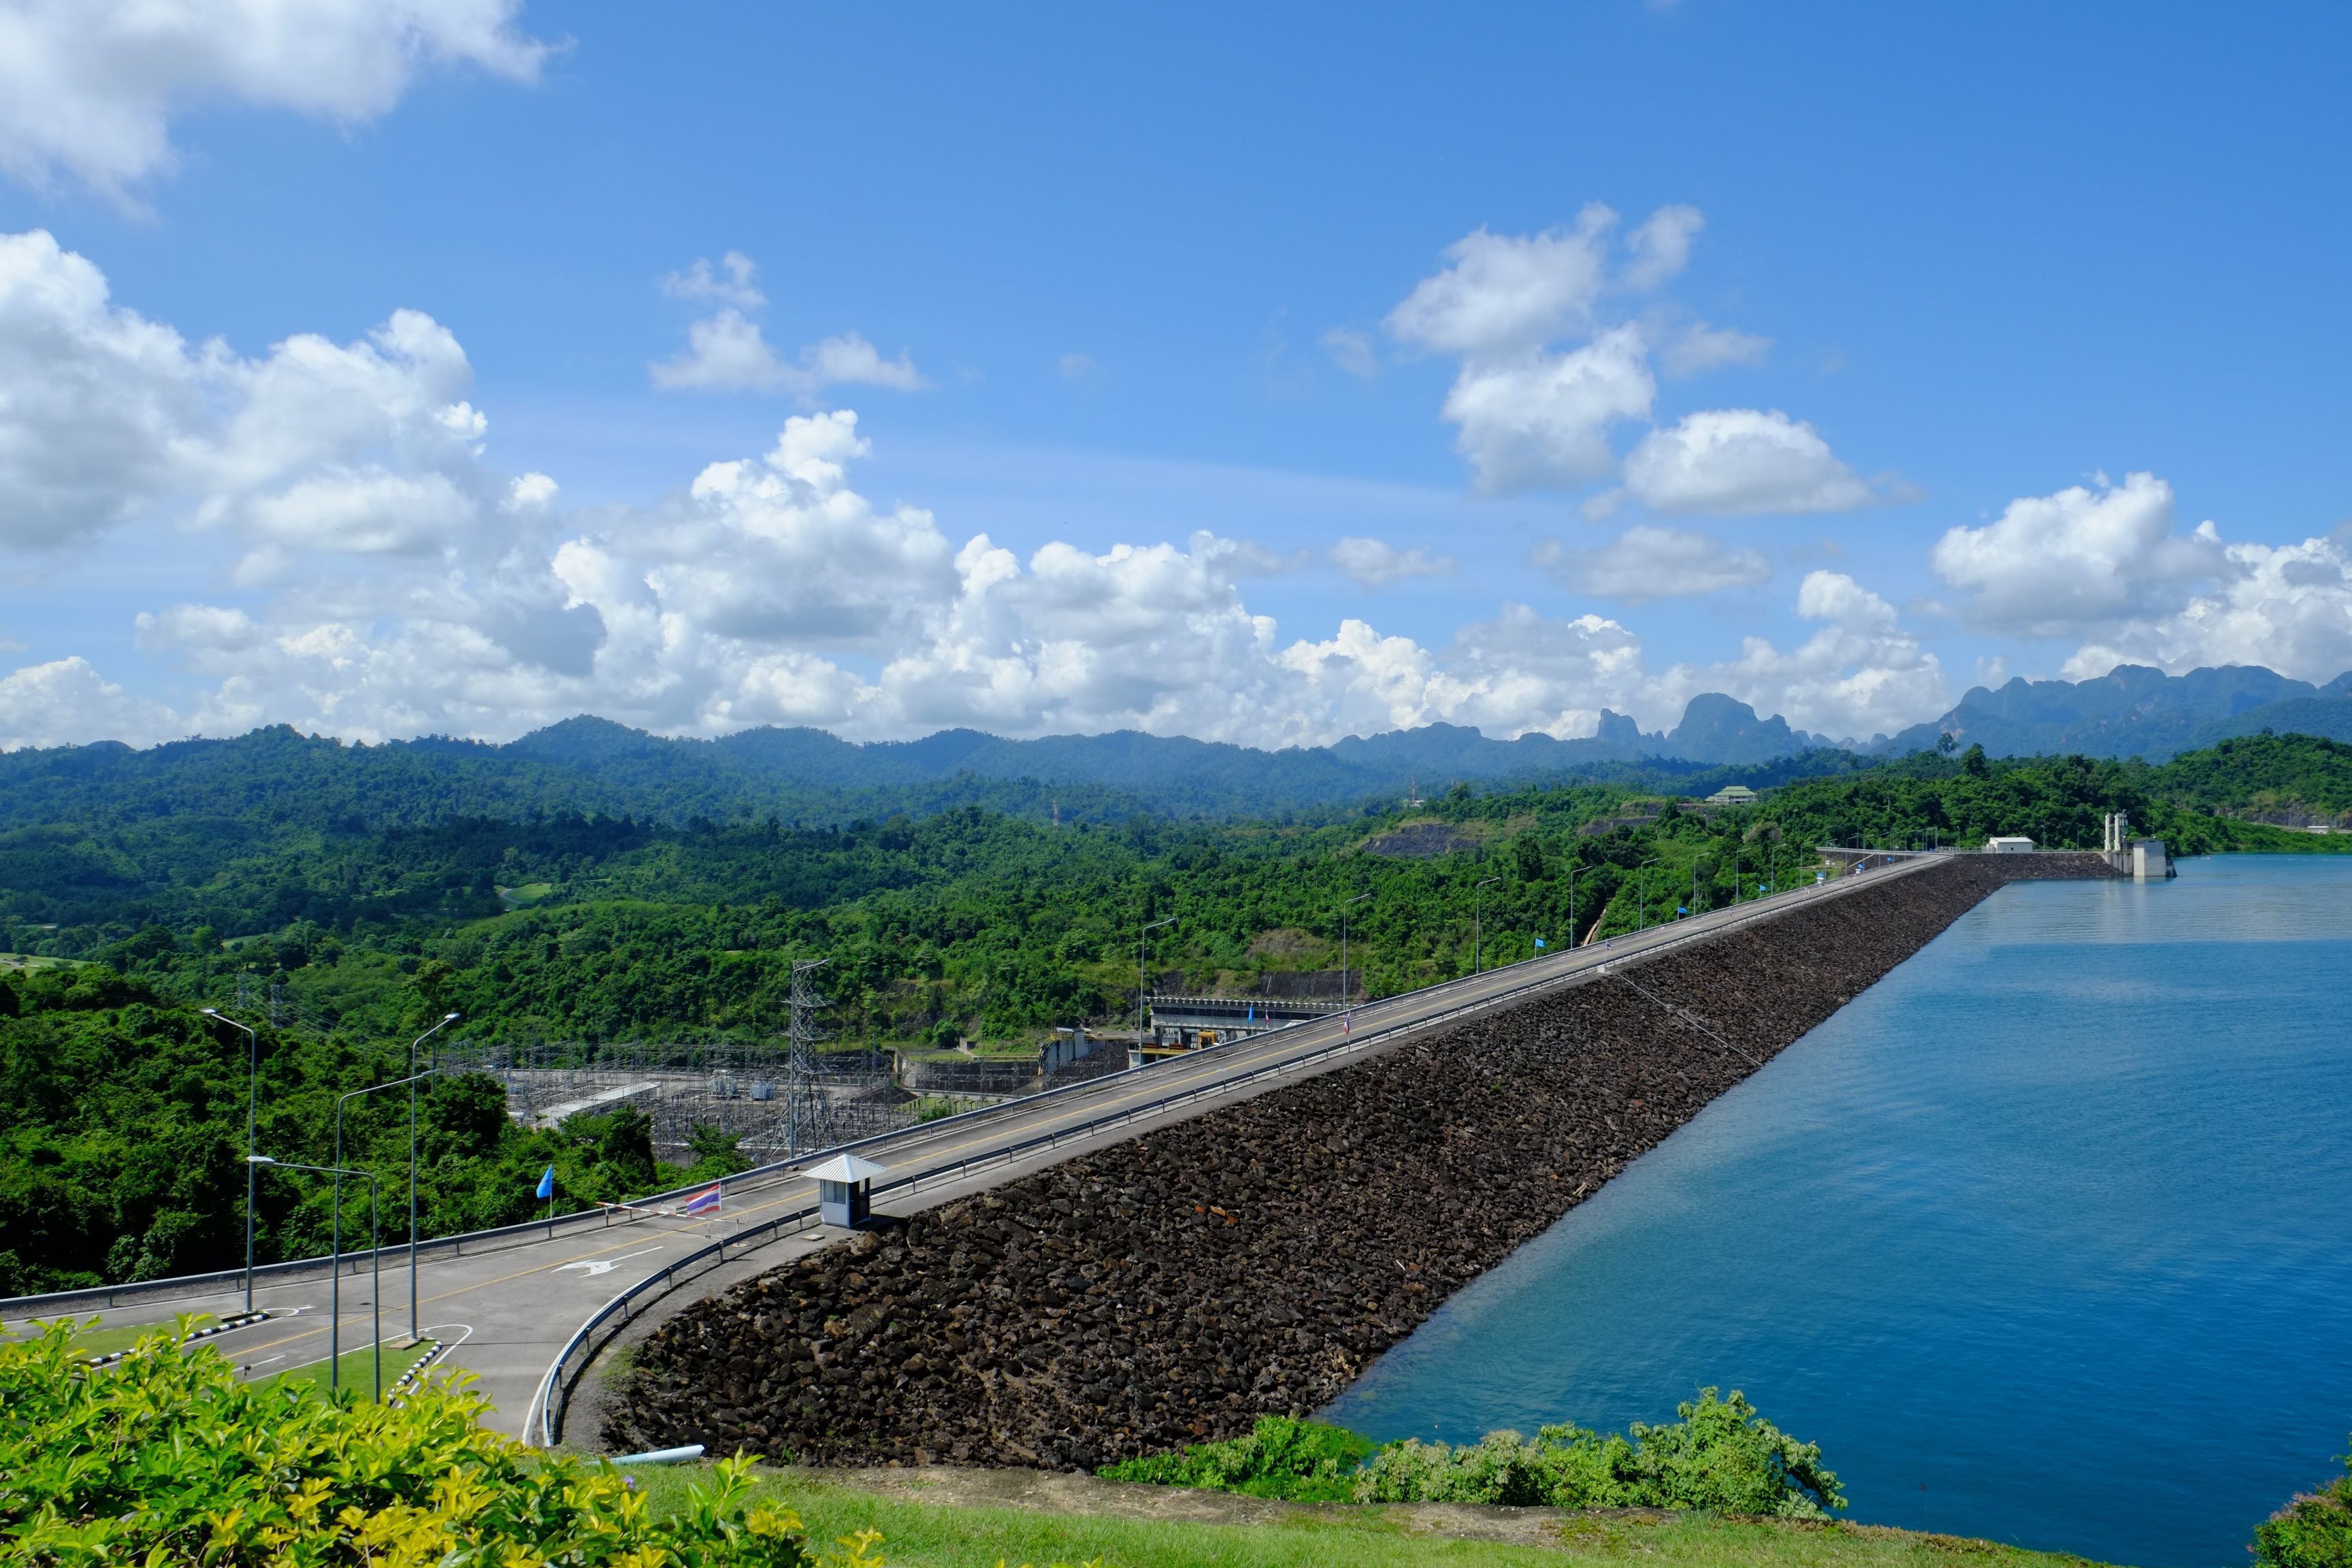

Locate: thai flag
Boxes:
[682,1183,723,1216]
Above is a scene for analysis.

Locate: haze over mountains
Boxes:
[6,662,2350,830]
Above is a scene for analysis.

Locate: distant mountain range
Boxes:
[1879,664,2352,761]
[5,663,2347,830]
[0,700,1859,832]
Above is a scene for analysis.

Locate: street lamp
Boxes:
[1339,893,1370,1017]
[1137,915,1175,1061]
[338,1068,452,1349]
[404,1013,459,1341]
[1567,860,1578,949]
[1473,877,1501,975]
[201,1009,261,1312]
[1637,859,1659,932]
[249,1156,379,1399]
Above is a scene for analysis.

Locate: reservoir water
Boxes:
[1324,855,2352,1567]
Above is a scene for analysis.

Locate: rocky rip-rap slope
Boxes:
[606,858,2044,1469]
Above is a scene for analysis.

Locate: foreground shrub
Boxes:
[0,1316,866,1567]
[1107,1389,1843,1520]
[1098,1417,1377,1501]
[2255,1437,2352,1567]
[1356,1388,1842,1518]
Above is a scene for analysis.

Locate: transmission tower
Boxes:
[786,958,832,1156]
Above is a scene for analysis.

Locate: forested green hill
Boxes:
[3,733,2346,1298]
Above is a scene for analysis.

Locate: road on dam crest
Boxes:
[4,854,1944,1442]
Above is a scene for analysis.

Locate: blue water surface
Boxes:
[1323,855,2352,1567]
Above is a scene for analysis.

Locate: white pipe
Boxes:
[607,1445,706,1466]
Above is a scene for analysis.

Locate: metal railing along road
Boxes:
[529,853,1952,1446]
[1,855,1946,1330]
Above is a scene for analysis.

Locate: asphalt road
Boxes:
[30,855,1942,1438]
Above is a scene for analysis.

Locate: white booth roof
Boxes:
[804,1153,892,1183]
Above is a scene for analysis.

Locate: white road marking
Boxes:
[553,1248,663,1278]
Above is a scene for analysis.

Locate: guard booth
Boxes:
[806,1152,889,1229]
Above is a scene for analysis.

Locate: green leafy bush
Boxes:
[1107,1390,1843,1520]
[2255,1437,2352,1567]
[0,1316,875,1567]
[1354,1389,1843,1518]
[1098,1416,1377,1501]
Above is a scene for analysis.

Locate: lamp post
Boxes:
[1137,915,1175,1060]
[338,1069,451,1350]
[1637,859,1658,932]
[249,1156,378,1398]
[1567,862,1578,948]
[1339,892,1370,1017]
[405,1013,459,1341]
[201,1009,261,1312]
[1473,877,1501,974]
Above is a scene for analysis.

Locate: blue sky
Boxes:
[1,1,2348,750]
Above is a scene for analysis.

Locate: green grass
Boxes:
[0,951,91,970]
[264,1337,436,1397]
[0,1316,261,1359]
[615,1465,2121,1568]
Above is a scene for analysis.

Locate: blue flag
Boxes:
[535,1165,555,1200]
[1534,937,1546,951]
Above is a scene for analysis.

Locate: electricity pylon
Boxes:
[787,958,832,1156]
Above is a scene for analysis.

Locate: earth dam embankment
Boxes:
[606,855,2108,1469]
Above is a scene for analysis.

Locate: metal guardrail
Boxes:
[0,1005,1337,1322]
[0,1196,666,1320]
[528,855,1954,1447]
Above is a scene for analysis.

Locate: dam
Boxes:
[602,853,2116,1467]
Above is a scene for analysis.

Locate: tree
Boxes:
[1514,834,1548,882]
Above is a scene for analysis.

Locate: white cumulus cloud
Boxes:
[660,251,764,310]
[2061,529,2352,684]
[1679,570,1946,742]
[0,0,544,197]
[0,229,500,554]
[1329,536,1454,589]
[652,254,927,399]
[1657,322,1770,378]
[0,231,1969,754]
[1534,525,1770,604]
[1931,471,2219,636]
[1384,207,1618,359]
[1386,210,1870,506]
[1440,325,1656,492]
[0,655,178,749]
[1621,408,1874,517]
[1622,204,1703,291]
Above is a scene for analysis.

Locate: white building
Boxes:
[1987,836,2036,853]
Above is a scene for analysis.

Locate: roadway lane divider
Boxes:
[70,1309,274,1369]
